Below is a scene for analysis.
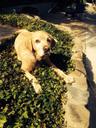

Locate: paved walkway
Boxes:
[0,24,18,40]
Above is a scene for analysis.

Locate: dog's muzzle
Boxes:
[41,51,50,60]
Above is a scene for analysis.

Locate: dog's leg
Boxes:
[45,57,74,84]
[25,71,42,94]
[20,52,42,94]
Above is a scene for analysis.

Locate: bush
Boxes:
[0,14,74,127]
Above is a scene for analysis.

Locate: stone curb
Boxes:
[63,28,90,128]
[54,24,90,128]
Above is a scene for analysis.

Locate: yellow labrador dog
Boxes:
[14,29,73,94]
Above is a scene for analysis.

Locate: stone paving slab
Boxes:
[66,30,90,128]
[65,103,90,128]
[0,24,18,41]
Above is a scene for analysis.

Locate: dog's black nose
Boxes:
[44,47,50,52]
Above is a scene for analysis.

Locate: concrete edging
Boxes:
[53,24,90,128]
[61,27,90,128]
[66,36,90,128]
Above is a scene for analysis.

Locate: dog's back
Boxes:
[14,30,33,55]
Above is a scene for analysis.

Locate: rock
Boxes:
[69,72,88,90]
[65,103,90,128]
[67,84,89,105]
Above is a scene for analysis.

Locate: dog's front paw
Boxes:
[64,76,74,84]
[33,83,42,94]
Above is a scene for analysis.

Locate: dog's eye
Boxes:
[35,39,40,43]
[47,38,51,43]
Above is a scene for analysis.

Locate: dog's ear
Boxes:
[51,38,57,47]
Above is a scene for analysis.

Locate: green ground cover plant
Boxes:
[0,14,74,127]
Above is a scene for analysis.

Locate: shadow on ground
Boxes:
[41,11,96,48]
[42,11,96,25]
[83,54,96,128]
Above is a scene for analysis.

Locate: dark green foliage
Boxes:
[0,14,74,127]
[0,45,67,127]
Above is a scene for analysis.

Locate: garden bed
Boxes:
[0,14,74,128]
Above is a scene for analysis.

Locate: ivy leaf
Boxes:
[0,80,3,85]
[22,111,28,119]
[0,114,7,127]
[0,91,4,99]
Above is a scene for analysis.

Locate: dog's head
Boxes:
[31,31,56,61]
